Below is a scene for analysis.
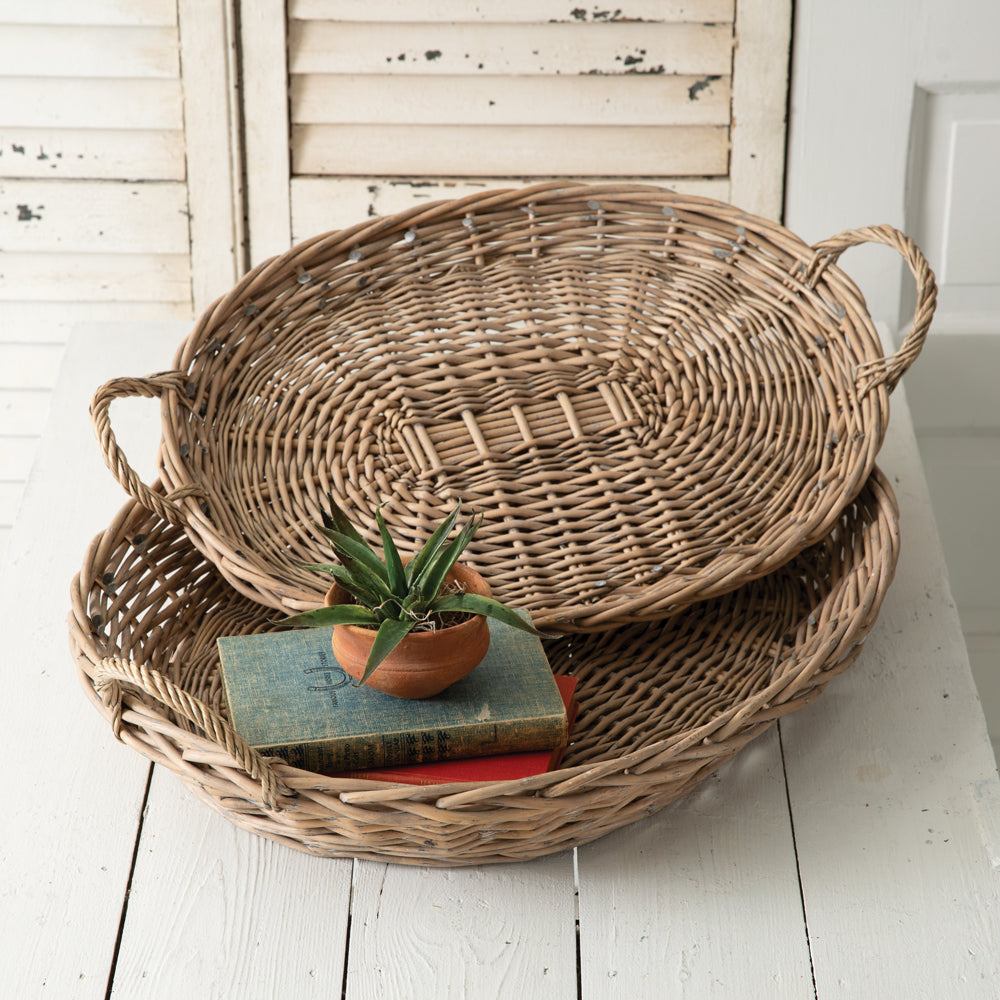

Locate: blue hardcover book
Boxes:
[217,619,568,775]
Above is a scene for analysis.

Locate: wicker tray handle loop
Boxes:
[808,224,937,398]
[90,373,204,527]
[95,655,287,811]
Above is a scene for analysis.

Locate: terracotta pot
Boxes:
[324,562,492,699]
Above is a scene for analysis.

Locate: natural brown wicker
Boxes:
[70,467,899,867]
[90,182,933,630]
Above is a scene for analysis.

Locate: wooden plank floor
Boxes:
[6,321,1000,998]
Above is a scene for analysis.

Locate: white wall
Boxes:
[785,0,1000,753]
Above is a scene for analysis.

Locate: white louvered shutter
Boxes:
[241,0,791,261]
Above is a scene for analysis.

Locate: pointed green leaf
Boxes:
[277,605,379,629]
[360,617,417,685]
[376,506,408,598]
[302,563,384,608]
[404,501,463,586]
[433,593,542,635]
[320,529,390,587]
[417,512,482,602]
[320,496,367,546]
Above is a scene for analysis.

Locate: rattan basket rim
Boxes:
[70,465,900,865]
[90,182,931,631]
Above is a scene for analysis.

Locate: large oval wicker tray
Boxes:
[70,467,899,867]
[91,183,931,631]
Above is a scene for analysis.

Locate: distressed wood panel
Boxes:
[294,123,729,176]
[290,174,730,240]
[0,253,191,302]
[0,181,190,254]
[728,0,791,219]
[0,25,180,79]
[289,20,733,76]
[292,72,730,126]
[241,0,292,264]
[0,78,182,131]
[178,0,245,312]
[0,0,177,25]
[290,0,736,23]
[0,128,185,180]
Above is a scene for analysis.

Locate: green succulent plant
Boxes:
[281,499,540,685]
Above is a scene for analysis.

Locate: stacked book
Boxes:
[217,618,576,784]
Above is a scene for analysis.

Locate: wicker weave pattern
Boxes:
[70,468,899,866]
[90,183,932,630]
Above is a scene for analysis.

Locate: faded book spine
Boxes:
[263,715,568,774]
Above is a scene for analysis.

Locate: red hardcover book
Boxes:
[339,675,579,785]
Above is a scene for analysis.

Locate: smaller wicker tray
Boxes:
[91,183,932,631]
[70,468,899,867]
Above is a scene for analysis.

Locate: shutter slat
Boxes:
[289,21,733,77]
[0,181,190,254]
[293,123,729,177]
[0,0,177,26]
[0,129,185,180]
[289,0,736,23]
[0,25,180,79]
[292,73,730,127]
[0,78,183,131]
[290,175,731,242]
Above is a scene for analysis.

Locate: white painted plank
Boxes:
[289,20,734,76]
[0,434,39,480]
[293,123,730,177]
[576,726,814,998]
[177,0,243,310]
[780,382,1000,995]
[0,252,191,302]
[289,175,731,241]
[291,72,731,126]
[240,0,293,263]
[1,323,187,998]
[0,302,192,344]
[0,25,179,79]
[0,77,182,131]
[0,343,64,388]
[0,128,186,180]
[110,768,354,1000]
[290,0,736,22]
[0,180,190,254]
[728,0,791,220]
[0,0,177,25]
[0,389,50,436]
[345,854,577,997]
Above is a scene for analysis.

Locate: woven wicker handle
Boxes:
[95,655,286,811]
[90,372,203,526]
[809,224,937,397]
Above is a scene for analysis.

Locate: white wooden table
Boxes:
[4,322,1000,999]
